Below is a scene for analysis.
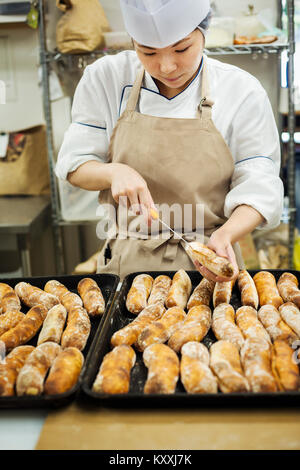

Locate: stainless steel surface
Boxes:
[0,196,50,235]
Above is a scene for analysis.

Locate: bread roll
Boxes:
[278,302,300,337]
[111,303,165,347]
[213,280,235,308]
[168,305,211,353]
[240,338,277,393]
[61,306,91,351]
[187,278,215,309]
[0,311,25,336]
[253,271,283,309]
[16,342,61,396]
[258,305,298,346]
[143,343,179,394]
[0,345,35,396]
[15,282,59,310]
[212,303,244,351]
[271,339,300,391]
[147,275,172,305]
[137,306,186,352]
[210,340,249,393]
[126,274,153,314]
[0,283,21,313]
[165,270,192,310]
[44,280,69,299]
[186,242,234,278]
[236,306,271,344]
[92,345,136,394]
[37,304,67,345]
[44,347,84,395]
[237,270,259,309]
[277,272,300,308]
[77,278,105,316]
[180,342,218,394]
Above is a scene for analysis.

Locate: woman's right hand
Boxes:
[108,163,156,225]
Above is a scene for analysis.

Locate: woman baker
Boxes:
[56,0,283,281]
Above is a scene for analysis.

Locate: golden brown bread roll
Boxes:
[0,345,35,396]
[165,269,192,310]
[92,345,136,394]
[210,340,249,393]
[212,303,244,351]
[187,277,215,309]
[0,305,47,352]
[44,347,84,395]
[180,342,218,394]
[137,306,186,352]
[44,280,83,312]
[186,241,234,278]
[111,303,165,347]
[168,305,211,353]
[77,278,105,316]
[213,280,235,308]
[0,311,25,336]
[253,271,283,309]
[147,275,172,305]
[236,306,271,344]
[61,306,91,351]
[143,343,179,394]
[277,272,300,308]
[126,274,153,315]
[271,339,300,391]
[278,302,300,337]
[16,342,61,396]
[0,283,21,313]
[37,304,67,345]
[240,338,277,393]
[15,282,59,310]
[258,305,298,346]
[237,270,259,309]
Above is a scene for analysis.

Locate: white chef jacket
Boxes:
[55,50,284,230]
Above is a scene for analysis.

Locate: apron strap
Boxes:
[125,67,145,112]
[198,55,214,120]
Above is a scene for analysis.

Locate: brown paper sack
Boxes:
[56,0,111,54]
[0,126,50,196]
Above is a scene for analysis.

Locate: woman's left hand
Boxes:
[193,229,240,283]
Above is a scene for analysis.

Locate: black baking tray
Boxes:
[81,269,300,408]
[0,273,119,408]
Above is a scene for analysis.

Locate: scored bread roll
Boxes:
[237,270,259,309]
[258,305,298,346]
[44,347,84,395]
[180,342,218,394]
[0,305,48,352]
[92,345,136,395]
[240,338,277,393]
[37,304,67,345]
[253,271,283,309]
[187,277,215,309]
[147,275,172,306]
[143,343,179,394]
[210,340,249,393]
[277,272,300,308]
[271,339,300,391]
[111,303,166,347]
[278,302,300,337]
[165,269,192,310]
[0,345,35,396]
[186,242,234,278]
[126,274,153,315]
[168,305,211,353]
[44,280,83,312]
[77,278,105,316]
[0,311,25,336]
[137,306,186,352]
[61,305,91,351]
[16,342,61,396]
[0,283,21,313]
[15,282,59,310]
[213,280,235,308]
[212,303,244,351]
[236,306,271,344]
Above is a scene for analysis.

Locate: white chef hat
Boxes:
[120,0,211,48]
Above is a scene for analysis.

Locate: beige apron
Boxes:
[97,57,244,280]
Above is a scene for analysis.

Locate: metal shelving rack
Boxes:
[38,0,296,274]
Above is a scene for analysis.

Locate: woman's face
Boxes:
[134,29,204,98]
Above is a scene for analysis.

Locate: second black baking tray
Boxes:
[81,270,300,407]
[0,272,119,408]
